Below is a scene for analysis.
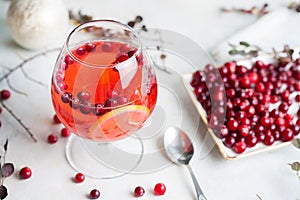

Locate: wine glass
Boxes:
[51,20,157,179]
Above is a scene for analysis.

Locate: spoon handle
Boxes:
[186,164,207,200]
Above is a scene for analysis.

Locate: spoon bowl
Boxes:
[163,127,207,200]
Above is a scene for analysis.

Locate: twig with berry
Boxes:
[221,3,269,17]
[0,139,14,200]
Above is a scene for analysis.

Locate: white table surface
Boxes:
[0,0,300,199]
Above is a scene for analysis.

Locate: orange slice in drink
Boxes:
[90,105,150,141]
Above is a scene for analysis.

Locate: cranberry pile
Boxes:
[190,60,300,154]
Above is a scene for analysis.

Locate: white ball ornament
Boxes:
[6,0,69,50]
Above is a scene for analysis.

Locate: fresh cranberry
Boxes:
[295,94,300,102]
[53,114,61,124]
[224,61,236,73]
[74,172,85,183]
[128,49,137,58]
[47,134,58,144]
[248,72,259,83]
[133,186,145,197]
[76,47,86,56]
[0,90,10,100]
[256,83,265,93]
[255,60,266,69]
[85,43,96,52]
[263,135,275,146]
[280,128,294,142]
[275,117,286,127]
[260,116,271,127]
[279,102,289,113]
[245,135,258,147]
[281,90,290,101]
[227,118,239,131]
[19,167,32,179]
[154,183,166,195]
[233,141,247,153]
[238,125,250,137]
[240,76,251,88]
[57,82,68,91]
[224,135,236,148]
[77,91,91,102]
[236,65,248,75]
[61,128,70,137]
[89,189,100,199]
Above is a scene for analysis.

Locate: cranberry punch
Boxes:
[51,20,157,178]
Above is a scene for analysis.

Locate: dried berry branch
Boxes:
[0,48,60,83]
[0,101,37,142]
[5,77,27,96]
[0,139,14,199]
[20,67,48,88]
[228,41,262,58]
[256,194,263,200]
[69,10,93,25]
[221,3,269,17]
[288,1,300,12]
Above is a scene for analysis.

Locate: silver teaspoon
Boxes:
[163,126,207,200]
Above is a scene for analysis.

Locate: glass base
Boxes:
[66,134,144,179]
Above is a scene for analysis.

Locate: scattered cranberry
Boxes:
[47,134,58,144]
[0,90,10,100]
[61,127,71,137]
[133,186,145,197]
[53,114,61,124]
[74,172,85,183]
[154,183,166,196]
[19,167,32,179]
[89,189,100,199]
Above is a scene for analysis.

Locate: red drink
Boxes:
[51,41,157,141]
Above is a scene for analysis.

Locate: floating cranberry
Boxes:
[116,53,129,63]
[107,91,119,99]
[61,92,72,103]
[105,99,118,108]
[47,134,58,144]
[80,103,93,114]
[0,90,10,100]
[102,42,114,52]
[65,55,74,65]
[89,189,100,199]
[70,98,81,109]
[76,47,86,56]
[61,127,71,137]
[57,82,68,91]
[53,114,61,124]
[94,103,106,116]
[133,186,145,197]
[85,43,96,52]
[19,167,32,179]
[117,96,128,105]
[74,173,85,183]
[154,183,166,196]
[77,91,91,102]
[233,141,246,153]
